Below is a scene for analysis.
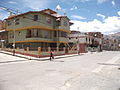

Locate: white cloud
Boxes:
[70,16,120,34]
[70,6,79,11]
[56,5,62,10]
[70,8,74,11]
[74,6,78,9]
[112,1,115,6]
[71,15,86,20]
[97,0,108,4]
[117,11,120,16]
[8,1,17,4]
[96,13,105,19]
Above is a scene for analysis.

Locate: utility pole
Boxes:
[13,17,15,56]
[77,27,80,55]
[0,7,17,55]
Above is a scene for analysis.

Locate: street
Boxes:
[0,51,120,90]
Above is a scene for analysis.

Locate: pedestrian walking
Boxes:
[50,50,54,61]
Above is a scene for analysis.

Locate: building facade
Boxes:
[68,31,103,53]
[87,32,103,52]
[103,36,119,51]
[68,31,93,53]
[0,20,8,48]
[5,9,73,51]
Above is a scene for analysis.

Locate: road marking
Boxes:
[92,54,120,73]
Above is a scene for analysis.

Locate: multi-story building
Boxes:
[68,31,93,53]
[103,36,119,51]
[0,20,3,30]
[87,32,103,51]
[68,31,103,53]
[0,20,8,48]
[5,9,73,51]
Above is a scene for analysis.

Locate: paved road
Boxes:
[0,51,120,90]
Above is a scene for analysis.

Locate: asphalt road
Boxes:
[0,51,120,90]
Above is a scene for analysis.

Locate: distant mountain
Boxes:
[104,32,120,44]
[109,32,120,39]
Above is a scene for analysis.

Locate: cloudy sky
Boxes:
[0,0,120,34]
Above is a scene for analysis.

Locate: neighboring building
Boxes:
[68,31,103,53]
[87,32,103,51]
[5,9,73,51]
[68,31,93,53]
[0,20,8,48]
[107,32,120,45]
[103,35,119,51]
[0,30,8,48]
[0,20,2,30]
[0,20,5,30]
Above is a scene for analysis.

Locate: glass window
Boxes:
[15,19,20,25]
[34,15,38,21]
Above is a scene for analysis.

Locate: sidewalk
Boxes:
[0,50,80,61]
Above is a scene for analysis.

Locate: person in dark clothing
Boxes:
[50,50,54,61]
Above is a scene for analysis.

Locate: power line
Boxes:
[0,5,54,27]
[0,4,21,14]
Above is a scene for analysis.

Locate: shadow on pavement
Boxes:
[98,63,120,66]
[0,60,27,64]
[30,54,79,61]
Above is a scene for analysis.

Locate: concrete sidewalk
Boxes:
[0,50,81,61]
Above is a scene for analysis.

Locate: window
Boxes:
[34,15,38,21]
[59,31,67,37]
[15,19,20,25]
[54,31,57,37]
[46,17,51,24]
[18,31,21,36]
[63,20,67,26]
[43,30,51,38]
[89,38,91,43]
[26,30,31,38]
[38,30,43,38]
[7,21,11,26]
[86,38,87,42]
[44,31,49,38]
[31,29,38,37]
[9,32,14,38]
[26,29,51,38]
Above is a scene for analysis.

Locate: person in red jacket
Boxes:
[50,50,54,61]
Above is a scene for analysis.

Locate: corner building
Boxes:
[5,9,73,51]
